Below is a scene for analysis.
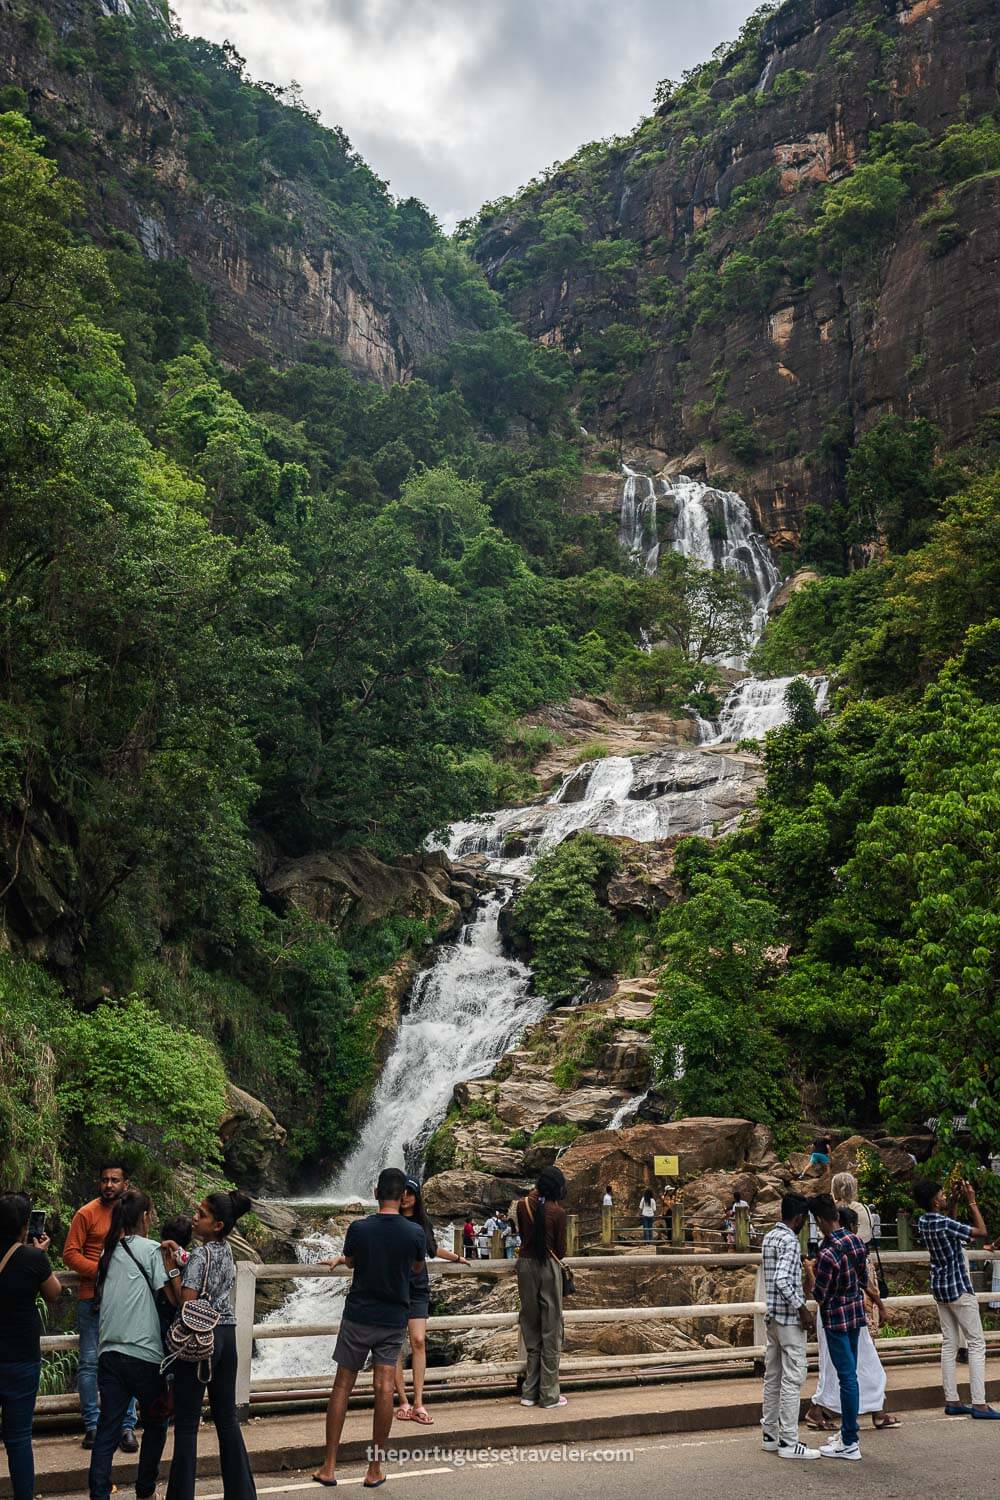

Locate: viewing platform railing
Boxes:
[35,1241,1000,1420]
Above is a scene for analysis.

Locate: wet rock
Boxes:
[265,847,462,938]
[768,568,822,617]
[556,1118,757,1210]
[218,1084,287,1189]
[421,1169,525,1218]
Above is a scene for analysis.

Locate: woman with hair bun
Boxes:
[514,1166,568,1410]
[166,1191,256,1500]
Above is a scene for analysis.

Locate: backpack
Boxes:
[161,1245,221,1383]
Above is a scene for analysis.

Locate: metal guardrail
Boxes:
[36,1250,1000,1418]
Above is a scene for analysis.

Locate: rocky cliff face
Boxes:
[0,0,472,378]
[473,0,1000,546]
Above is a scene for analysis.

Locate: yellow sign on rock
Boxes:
[654,1154,679,1177]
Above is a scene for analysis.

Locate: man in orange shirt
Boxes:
[64,1160,139,1451]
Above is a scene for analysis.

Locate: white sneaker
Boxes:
[761,1432,780,1452]
[820,1434,861,1460]
[778,1441,820,1460]
[519,1397,536,1406]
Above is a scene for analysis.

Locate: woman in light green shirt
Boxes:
[88,1191,182,1500]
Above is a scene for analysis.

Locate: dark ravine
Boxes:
[472,0,1000,547]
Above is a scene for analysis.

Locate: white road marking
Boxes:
[198,1469,454,1498]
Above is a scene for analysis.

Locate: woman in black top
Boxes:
[0,1194,63,1500]
[391,1178,466,1425]
[515,1167,568,1410]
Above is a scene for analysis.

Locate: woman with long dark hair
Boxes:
[88,1190,178,1500]
[0,1194,62,1500]
[392,1178,467,1425]
[165,1191,256,1500]
[514,1167,568,1410]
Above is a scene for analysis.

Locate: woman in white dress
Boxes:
[806,1203,900,1431]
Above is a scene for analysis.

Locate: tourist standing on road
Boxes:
[88,1190,177,1500]
[314,1168,427,1489]
[393,1177,467,1426]
[808,1192,879,1461]
[759,1192,818,1462]
[638,1189,657,1243]
[515,1166,568,1411]
[807,1206,899,1433]
[914,1177,999,1418]
[166,1191,257,1500]
[63,1160,139,1451]
[0,1193,63,1500]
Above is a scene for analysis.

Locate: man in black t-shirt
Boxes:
[314,1167,425,1490]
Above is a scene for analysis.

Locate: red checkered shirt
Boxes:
[812,1228,868,1333]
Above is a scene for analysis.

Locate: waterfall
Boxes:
[619,465,661,574]
[664,475,781,655]
[702,675,830,745]
[252,1231,345,1379]
[608,1089,650,1130]
[327,888,544,1201]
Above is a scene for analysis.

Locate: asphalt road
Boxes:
[181,1409,998,1500]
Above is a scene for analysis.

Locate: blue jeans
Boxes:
[825,1324,862,1446]
[642,1220,653,1242]
[76,1301,136,1434]
[0,1359,40,1500]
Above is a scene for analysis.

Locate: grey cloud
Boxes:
[174,0,760,226]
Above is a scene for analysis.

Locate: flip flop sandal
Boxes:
[872,1413,902,1429]
[312,1476,337,1487]
[411,1406,434,1425]
[805,1409,834,1431]
[394,1404,413,1420]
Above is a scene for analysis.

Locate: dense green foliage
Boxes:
[508,834,622,1001]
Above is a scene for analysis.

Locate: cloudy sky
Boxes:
[172,0,761,229]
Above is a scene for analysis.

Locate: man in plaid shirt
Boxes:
[914,1177,999,1418]
[808,1193,880,1461]
[759,1193,818,1460]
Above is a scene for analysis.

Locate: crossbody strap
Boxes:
[120,1238,159,1304]
[0,1241,21,1277]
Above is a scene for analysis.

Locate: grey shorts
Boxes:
[333,1317,407,1371]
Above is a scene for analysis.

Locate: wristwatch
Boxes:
[168,1267,182,1279]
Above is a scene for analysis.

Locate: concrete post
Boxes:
[671,1202,684,1249]
[491,1228,505,1261]
[601,1205,614,1246]
[734,1203,750,1252]
[566,1213,579,1257]
[753,1262,768,1362]
[897,1212,913,1252]
[234,1260,257,1421]
[799,1221,810,1255]
[453,1225,464,1256]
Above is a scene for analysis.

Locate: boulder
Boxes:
[768,568,822,618]
[265,847,462,938]
[746,1123,780,1170]
[556,1118,757,1210]
[421,1169,526,1218]
[218,1084,287,1188]
[679,1170,760,1246]
[831,1134,917,1182]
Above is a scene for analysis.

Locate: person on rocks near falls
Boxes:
[515,1166,569,1410]
[393,1176,468,1426]
[314,1167,426,1489]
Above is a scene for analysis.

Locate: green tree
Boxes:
[509,834,622,1001]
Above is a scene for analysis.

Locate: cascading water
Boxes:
[619,465,661,574]
[664,475,781,656]
[702,674,830,746]
[608,1089,650,1130]
[328,888,544,1201]
[253,1232,344,1379]
[620,464,830,741]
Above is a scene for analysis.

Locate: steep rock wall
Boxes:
[0,0,471,379]
[473,0,1000,546]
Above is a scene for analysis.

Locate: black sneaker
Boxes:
[82,1429,97,1450]
[120,1430,140,1454]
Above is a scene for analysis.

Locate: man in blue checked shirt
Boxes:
[914,1177,999,1419]
[760,1193,819,1461]
[807,1193,884,1462]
